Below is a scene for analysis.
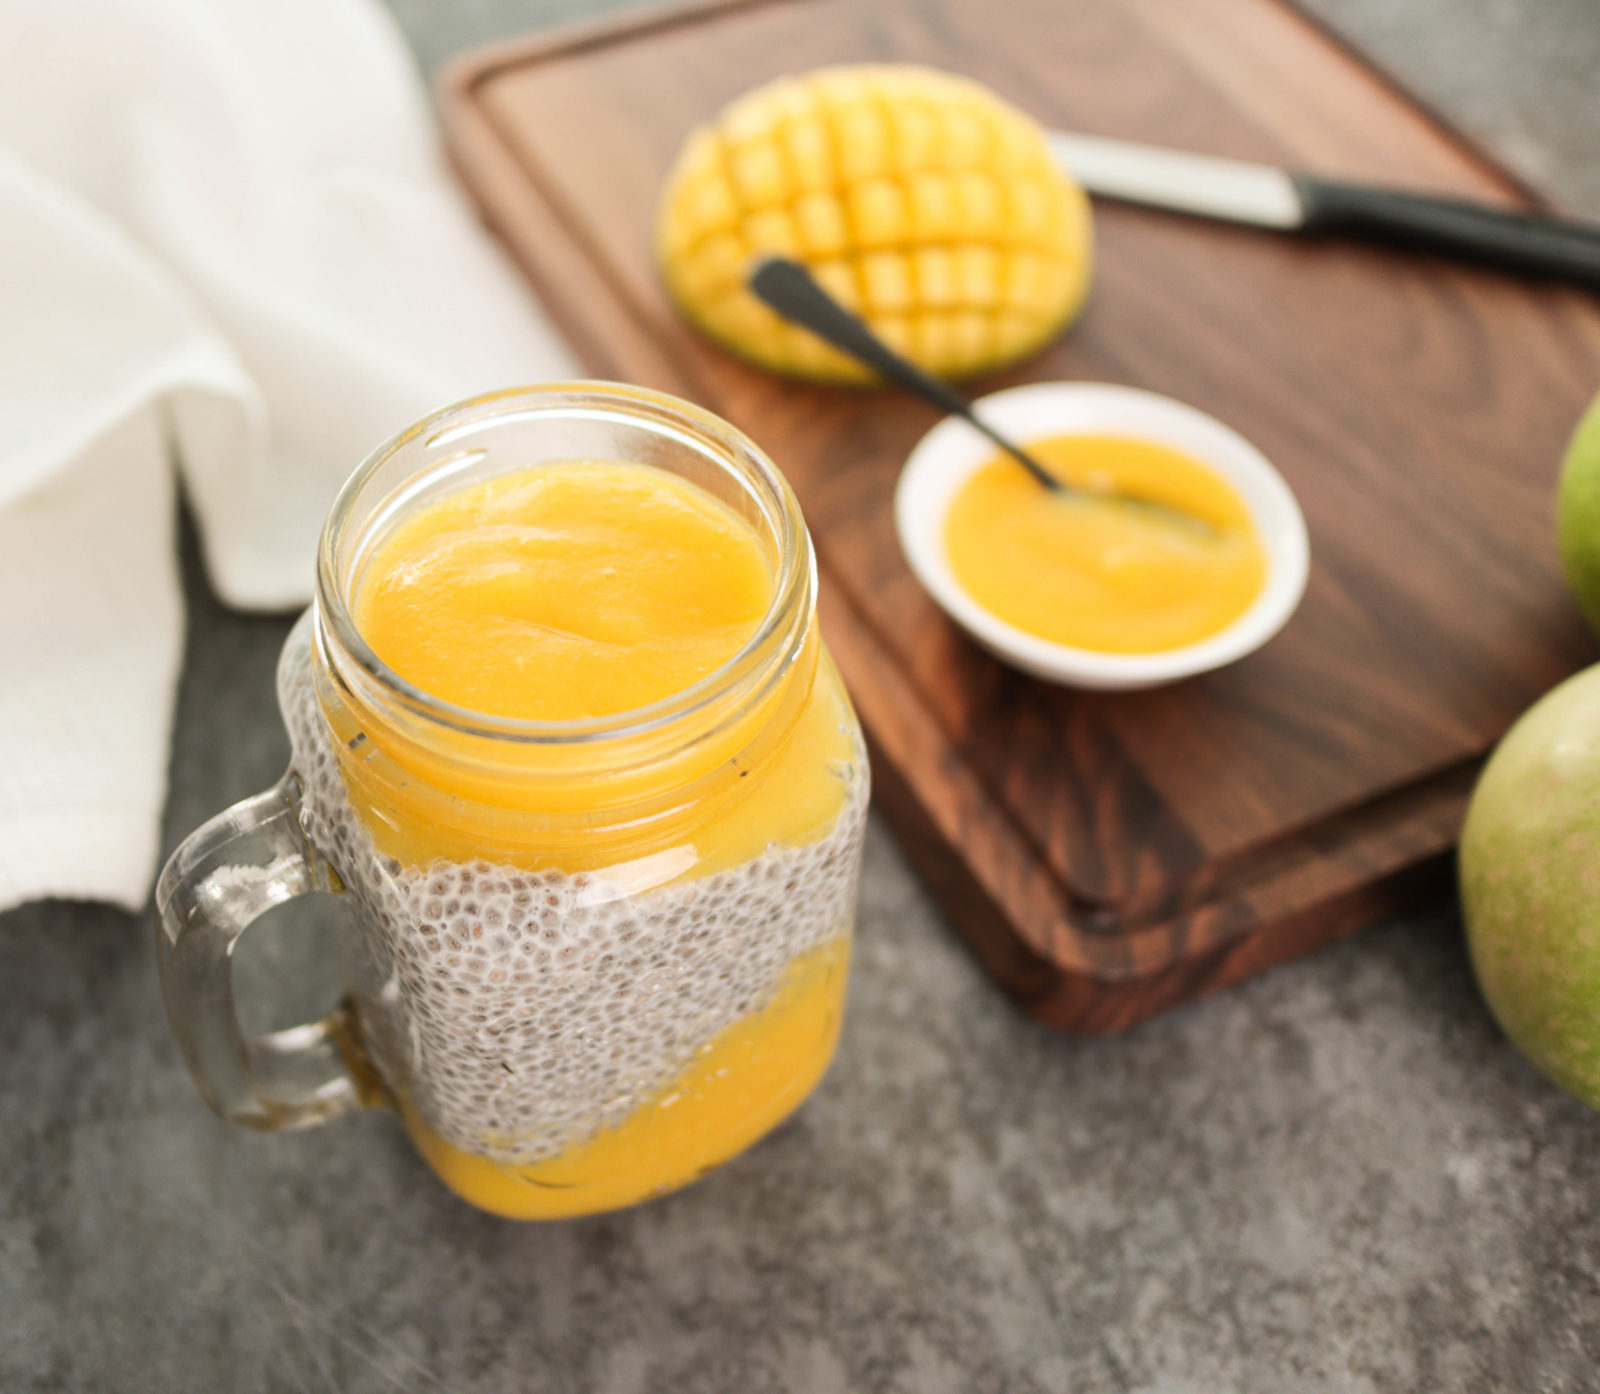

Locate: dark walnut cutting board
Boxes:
[438,0,1600,1030]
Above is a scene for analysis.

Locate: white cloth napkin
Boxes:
[0,0,578,912]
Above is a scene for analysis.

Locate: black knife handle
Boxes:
[1294,176,1600,288]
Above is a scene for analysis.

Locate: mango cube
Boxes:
[657,64,1093,383]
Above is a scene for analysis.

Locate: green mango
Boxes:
[1557,390,1600,636]
[1461,663,1600,1110]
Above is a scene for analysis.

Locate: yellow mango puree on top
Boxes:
[344,460,858,1218]
[344,459,855,874]
[944,435,1266,654]
[357,461,772,722]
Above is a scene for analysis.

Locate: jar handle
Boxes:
[155,770,381,1130]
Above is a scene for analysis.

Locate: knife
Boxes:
[1049,131,1600,288]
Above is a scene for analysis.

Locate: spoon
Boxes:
[747,256,1214,536]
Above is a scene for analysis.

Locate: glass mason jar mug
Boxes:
[156,384,869,1219]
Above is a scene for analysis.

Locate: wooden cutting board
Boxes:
[438,0,1600,1030]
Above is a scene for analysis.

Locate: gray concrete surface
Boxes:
[1303,0,1600,216]
[5,2,1600,1391]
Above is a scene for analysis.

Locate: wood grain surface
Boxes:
[438,0,1600,1029]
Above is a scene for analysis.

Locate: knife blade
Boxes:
[1049,131,1600,288]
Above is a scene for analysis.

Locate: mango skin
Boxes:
[1460,662,1600,1111]
[656,64,1093,383]
[1556,390,1600,636]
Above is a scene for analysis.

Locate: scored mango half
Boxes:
[656,64,1094,383]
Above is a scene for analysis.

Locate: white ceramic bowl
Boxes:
[894,382,1310,691]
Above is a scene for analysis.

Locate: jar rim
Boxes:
[314,381,816,747]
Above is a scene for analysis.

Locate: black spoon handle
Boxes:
[746,256,1062,491]
[1294,177,1600,286]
